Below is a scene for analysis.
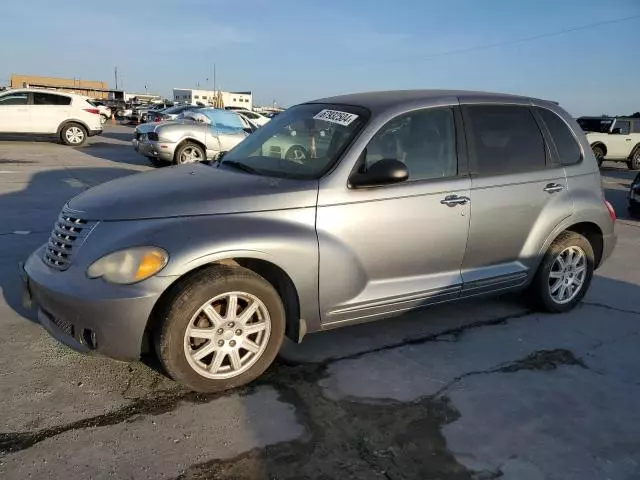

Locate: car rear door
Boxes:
[31,92,73,133]
[316,105,471,326]
[459,103,573,295]
[0,90,31,132]
[607,119,633,159]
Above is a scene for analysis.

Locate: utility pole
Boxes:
[213,64,216,94]
[114,66,118,89]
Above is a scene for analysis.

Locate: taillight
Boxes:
[84,108,100,115]
[604,200,616,222]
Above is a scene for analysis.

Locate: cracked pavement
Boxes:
[0,129,639,479]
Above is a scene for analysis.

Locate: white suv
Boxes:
[0,88,103,146]
[578,116,640,170]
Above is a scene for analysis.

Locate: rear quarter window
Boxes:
[33,92,72,106]
[536,108,582,166]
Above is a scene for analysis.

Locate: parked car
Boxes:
[88,100,112,124]
[147,105,203,123]
[115,103,134,119]
[132,108,256,165]
[0,88,102,146]
[578,116,640,169]
[629,171,640,217]
[235,109,270,127]
[130,104,165,124]
[22,90,616,393]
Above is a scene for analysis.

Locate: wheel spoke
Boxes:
[244,322,267,335]
[208,351,226,373]
[192,341,217,361]
[549,271,563,279]
[566,284,575,298]
[203,305,224,327]
[229,349,242,371]
[575,265,586,275]
[237,301,259,324]
[556,256,566,270]
[188,327,216,339]
[226,294,238,320]
[241,338,260,353]
[558,284,567,301]
[550,279,563,294]
[565,249,574,267]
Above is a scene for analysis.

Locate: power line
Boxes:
[375,13,640,65]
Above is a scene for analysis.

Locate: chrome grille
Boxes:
[43,208,95,271]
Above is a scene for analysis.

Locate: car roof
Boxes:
[308,89,552,113]
[5,88,80,98]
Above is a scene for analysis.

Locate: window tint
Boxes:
[633,119,640,133]
[537,108,582,165]
[363,108,457,181]
[0,92,29,106]
[465,105,546,175]
[33,92,71,106]
[614,120,631,135]
[210,110,246,131]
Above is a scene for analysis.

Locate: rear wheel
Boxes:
[592,145,605,167]
[154,265,285,392]
[60,123,87,147]
[174,142,205,164]
[527,231,594,313]
[628,148,640,171]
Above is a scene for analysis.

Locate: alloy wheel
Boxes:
[65,126,85,144]
[180,146,203,163]
[183,291,271,379]
[548,246,587,304]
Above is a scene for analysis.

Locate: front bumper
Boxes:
[132,139,175,162]
[89,128,103,137]
[22,246,173,361]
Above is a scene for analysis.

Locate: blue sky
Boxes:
[1,0,638,115]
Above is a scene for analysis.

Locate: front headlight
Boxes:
[87,247,168,284]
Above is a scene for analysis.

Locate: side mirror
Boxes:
[350,159,409,188]
[611,128,621,134]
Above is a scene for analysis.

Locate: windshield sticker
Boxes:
[313,109,359,126]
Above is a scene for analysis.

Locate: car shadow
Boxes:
[100,130,136,142]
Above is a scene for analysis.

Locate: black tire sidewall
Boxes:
[61,123,87,146]
[592,145,604,167]
[174,142,205,165]
[531,232,595,313]
[630,149,640,170]
[154,266,285,393]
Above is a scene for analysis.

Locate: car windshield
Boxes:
[220,103,368,179]
[577,118,613,133]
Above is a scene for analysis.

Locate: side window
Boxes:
[614,121,631,135]
[211,110,245,131]
[465,105,546,175]
[633,119,640,134]
[363,108,457,181]
[537,108,582,165]
[0,92,29,106]
[33,93,71,106]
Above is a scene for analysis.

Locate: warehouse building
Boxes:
[173,88,252,110]
[11,74,110,99]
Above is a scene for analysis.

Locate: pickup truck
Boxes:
[577,116,640,170]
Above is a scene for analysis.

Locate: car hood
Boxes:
[67,163,318,221]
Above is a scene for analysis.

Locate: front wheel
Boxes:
[60,123,88,146]
[174,142,205,164]
[592,145,605,168]
[154,265,285,392]
[526,231,594,313]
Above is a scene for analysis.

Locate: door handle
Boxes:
[440,194,470,207]
[626,138,632,141]
[543,183,565,193]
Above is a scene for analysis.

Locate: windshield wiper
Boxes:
[219,160,261,175]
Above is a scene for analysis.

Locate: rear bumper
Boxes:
[88,129,102,137]
[132,139,174,162]
[22,246,172,361]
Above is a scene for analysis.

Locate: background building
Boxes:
[11,74,110,99]
[173,88,252,110]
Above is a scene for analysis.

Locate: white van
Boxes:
[0,88,103,146]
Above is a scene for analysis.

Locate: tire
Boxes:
[154,265,285,392]
[284,145,309,163]
[592,145,605,168]
[526,231,595,313]
[60,123,88,147]
[174,142,205,165]
[628,148,640,171]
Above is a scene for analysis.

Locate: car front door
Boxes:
[607,120,633,159]
[459,103,573,295]
[0,91,31,133]
[316,105,471,326]
[31,92,73,133]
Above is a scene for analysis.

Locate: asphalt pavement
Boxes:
[0,126,638,479]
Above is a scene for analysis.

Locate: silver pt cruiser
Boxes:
[23,90,617,392]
